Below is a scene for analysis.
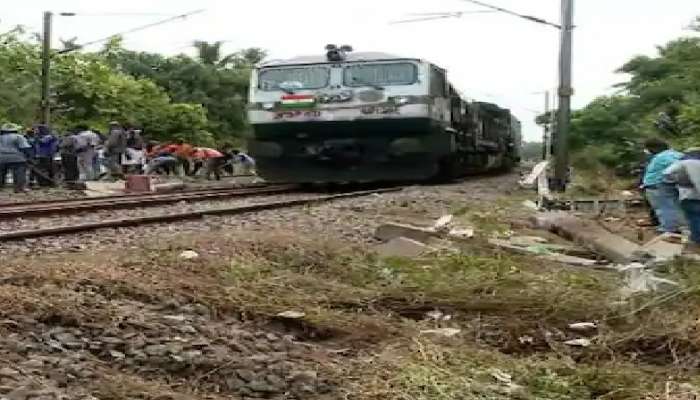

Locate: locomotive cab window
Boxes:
[258,66,330,91]
[343,63,417,87]
[430,67,446,97]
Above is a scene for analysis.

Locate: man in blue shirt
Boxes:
[641,138,684,233]
[33,124,59,186]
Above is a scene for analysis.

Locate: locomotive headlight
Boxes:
[391,96,411,106]
[262,102,275,110]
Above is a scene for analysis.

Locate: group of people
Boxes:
[143,141,256,180]
[0,121,256,193]
[641,138,700,251]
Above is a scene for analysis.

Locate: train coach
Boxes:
[246,45,521,183]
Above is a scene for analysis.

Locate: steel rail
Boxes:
[0,182,275,208]
[0,188,401,242]
[0,185,300,219]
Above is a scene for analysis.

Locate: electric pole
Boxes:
[40,11,52,126]
[542,91,550,161]
[551,0,574,191]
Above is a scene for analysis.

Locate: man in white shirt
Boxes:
[663,149,700,252]
[76,125,101,181]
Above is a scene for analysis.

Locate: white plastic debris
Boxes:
[420,328,461,337]
[522,200,539,210]
[179,250,199,260]
[620,263,679,294]
[425,310,444,321]
[433,214,454,232]
[568,322,598,331]
[490,369,512,384]
[564,338,591,347]
[448,228,475,239]
[518,335,534,345]
[425,310,453,321]
[276,311,306,319]
[163,315,187,322]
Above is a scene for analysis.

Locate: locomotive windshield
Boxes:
[258,66,330,91]
[343,63,417,87]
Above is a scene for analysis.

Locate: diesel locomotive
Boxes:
[246,45,521,183]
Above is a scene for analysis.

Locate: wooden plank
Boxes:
[520,161,549,187]
[488,238,601,267]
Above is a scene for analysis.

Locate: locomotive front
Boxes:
[246,46,450,183]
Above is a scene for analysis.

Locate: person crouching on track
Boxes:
[145,151,179,175]
[0,123,32,193]
[232,149,256,176]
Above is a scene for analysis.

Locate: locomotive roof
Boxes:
[260,52,423,67]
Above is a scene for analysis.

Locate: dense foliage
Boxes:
[564,21,700,172]
[0,28,263,145]
[520,141,545,161]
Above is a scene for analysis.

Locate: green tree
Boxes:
[104,41,266,140]
[0,30,211,144]
[569,19,700,173]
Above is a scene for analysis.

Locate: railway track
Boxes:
[0,188,400,242]
[0,184,299,219]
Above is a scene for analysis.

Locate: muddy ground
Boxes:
[1,173,699,400]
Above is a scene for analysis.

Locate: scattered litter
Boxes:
[276,311,306,319]
[490,369,512,384]
[178,250,199,260]
[621,190,635,197]
[568,322,598,331]
[564,338,591,347]
[420,328,461,337]
[433,214,454,232]
[604,216,622,222]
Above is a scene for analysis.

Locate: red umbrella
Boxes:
[192,147,223,159]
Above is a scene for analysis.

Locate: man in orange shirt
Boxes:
[170,139,193,175]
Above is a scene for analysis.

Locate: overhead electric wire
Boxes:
[461,0,561,29]
[58,12,179,17]
[391,10,496,24]
[56,9,205,54]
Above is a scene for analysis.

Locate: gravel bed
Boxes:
[0,174,519,255]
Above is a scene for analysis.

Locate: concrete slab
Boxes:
[374,237,436,258]
[84,181,126,197]
[374,223,437,243]
[533,212,646,263]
